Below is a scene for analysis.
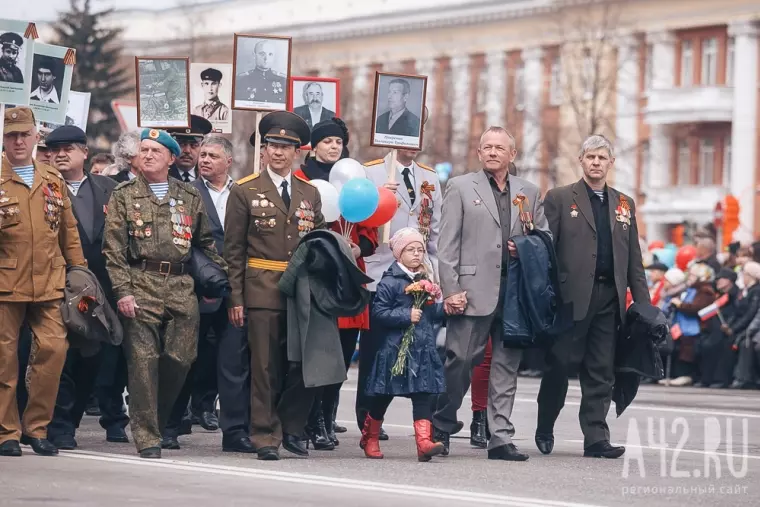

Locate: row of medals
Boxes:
[42,184,63,230]
[252,195,276,230]
[170,197,193,247]
[0,190,20,221]
[130,201,152,239]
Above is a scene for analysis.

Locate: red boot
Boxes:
[360,415,384,459]
[414,419,445,462]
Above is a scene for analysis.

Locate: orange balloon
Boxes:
[359,187,397,227]
[676,245,697,270]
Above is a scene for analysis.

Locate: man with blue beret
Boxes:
[103,127,226,459]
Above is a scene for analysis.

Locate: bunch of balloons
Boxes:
[310,158,397,228]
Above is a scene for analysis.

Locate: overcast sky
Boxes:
[7,0,218,22]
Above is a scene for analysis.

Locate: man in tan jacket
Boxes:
[0,106,85,457]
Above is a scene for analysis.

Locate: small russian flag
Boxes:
[698,294,730,321]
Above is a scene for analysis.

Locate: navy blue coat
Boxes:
[366,262,446,396]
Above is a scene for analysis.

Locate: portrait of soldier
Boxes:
[293,81,335,129]
[375,78,421,138]
[0,32,24,84]
[193,67,230,121]
[235,39,287,106]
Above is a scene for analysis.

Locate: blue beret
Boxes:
[141,128,181,157]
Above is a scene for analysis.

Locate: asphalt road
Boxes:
[1,371,758,507]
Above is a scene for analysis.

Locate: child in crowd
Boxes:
[361,228,446,462]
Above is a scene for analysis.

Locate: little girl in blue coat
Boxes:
[361,228,446,461]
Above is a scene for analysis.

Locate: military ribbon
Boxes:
[63,48,76,65]
[24,23,38,39]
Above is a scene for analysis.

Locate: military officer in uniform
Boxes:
[0,32,24,84]
[0,107,86,457]
[235,40,287,105]
[167,115,213,183]
[224,111,324,461]
[102,128,225,459]
[193,67,230,121]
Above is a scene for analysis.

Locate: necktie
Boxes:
[182,172,191,183]
[281,180,291,209]
[402,167,416,205]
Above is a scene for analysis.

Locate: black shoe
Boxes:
[198,411,220,431]
[160,436,180,450]
[470,410,488,449]
[488,443,529,461]
[333,422,347,433]
[584,441,625,458]
[85,395,101,417]
[51,435,77,450]
[179,418,193,436]
[305,409,334,451]
[139,446,161,459]
[106,427,129,443]
[0,440,22,457]
[451,420,465,436]
[20,435,58,456]
[433,428,450,456]
[535,432,554,455]
[282,433,309,456]
[325,413,339,447]
[223,436,257,454]
[257,446,280,461]
[379,427,389,441]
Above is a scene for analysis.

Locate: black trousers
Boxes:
[537,281,618,448]
[96,343,130,431]
[369,393,434,421]
[314,328,358,424]
[217,319,251,440]
[355,293,379,429]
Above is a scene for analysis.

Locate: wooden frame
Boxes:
[288,75,341,149]
[370,71,427,151]
[134,56,190,129]
[232,33,292,112]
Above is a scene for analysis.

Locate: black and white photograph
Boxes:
[370,71,427,150]
[38,90,91,132]
[28,42,73,124]
[0,19,35,106]
[289,76,340,131]
[135,57,190,128]
[190,62,232,133]
[232,34,291,112]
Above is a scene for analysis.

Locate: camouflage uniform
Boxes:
[102,176,225,451]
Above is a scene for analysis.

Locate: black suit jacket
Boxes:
[192,178,228,313]
[169,165,197,182]
[375,108,420,137]
[76,174,118,303]
[111,171,132,184]
[293,105,335,129]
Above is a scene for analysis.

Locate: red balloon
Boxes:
[359,187,397,227]
[676,245,697,270]
[649,240,665,251]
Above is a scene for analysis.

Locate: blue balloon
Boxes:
[652,248,675,268]
[665,243,678,251]
[339,178,379,223]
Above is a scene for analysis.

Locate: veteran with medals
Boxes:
[224,111,325,461]
[102,128,226,459]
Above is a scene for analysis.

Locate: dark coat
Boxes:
[375,108,421,137]
[502,231,572,348]
[293,105,335,129]
[366,262,446,396]
[191,178,228,313]
[728,283,760,338]
[169,164,198,182]
[278,229,372,388]
[111,171,131,184]
[613,302,668,416]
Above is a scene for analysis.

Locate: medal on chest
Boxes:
[42,183,63,231]
[615,196,632,231]
[295,200,315,237]
[169,198,193,247]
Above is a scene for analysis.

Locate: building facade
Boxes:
[100,0,760,241]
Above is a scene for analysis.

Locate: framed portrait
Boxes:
[28,42,74,124]
[135,56,190,129]
[38,90,91,132]
[0,19,35,106]
[232,34,291,112]
[370,71,427,151]
[190,62,232,133]
[288,76,340,131]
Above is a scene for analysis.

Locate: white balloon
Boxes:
[311,179,341,222]
[328,158,366,193]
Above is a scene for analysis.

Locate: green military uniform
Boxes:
[236,68,286,105]
[102,175,225,452]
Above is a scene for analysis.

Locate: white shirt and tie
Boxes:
[267,167,291,207]
[202,175,234,229]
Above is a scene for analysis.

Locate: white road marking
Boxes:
[563,440,760,461]
[60,450,608,507]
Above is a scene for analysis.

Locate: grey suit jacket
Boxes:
[544,179,649,324]
[438,170,550,317]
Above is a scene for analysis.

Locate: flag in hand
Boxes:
[698,294,730,321]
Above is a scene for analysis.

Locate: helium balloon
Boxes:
[359,187,397,227]
[651,248,675,268]
[675,245,697,271]
[648,240,665,251]
[339,178,379,223]
[311,179,340,223]
[329,158,366,193]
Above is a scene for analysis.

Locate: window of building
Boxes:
[701,38,718,85]
[699,138,715,185]
[645,43,654,90]
[680,40,693,86]
[549,56,562,105]
[726,37,735,86]
[515,63,525,110]
[723,136,732,187]
[677,140,691,184]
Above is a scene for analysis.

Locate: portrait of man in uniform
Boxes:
[190,63,233,133]
[290,78,339,130]
[135,57,191,129]
[371,72,427,151]
[30,55,64,104]
[0,31,24,84]
[232,34,292,112]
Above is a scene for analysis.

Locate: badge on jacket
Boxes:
[570,204,579,218]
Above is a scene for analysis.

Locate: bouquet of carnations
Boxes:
[391,278,442,376]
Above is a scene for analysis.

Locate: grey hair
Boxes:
[696,236,717,253]
[579,135,615,159]
[201,135,234,160]
[302,82,323,103]
[479,126,516,150]
[111,131,140,172]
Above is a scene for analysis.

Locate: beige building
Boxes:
[102,0,760,240]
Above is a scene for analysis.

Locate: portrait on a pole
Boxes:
[0,19,36,106]
[288,76,340,132]
[135,56,190,129]
[190,62,232,133]
[232,34,291,112]
[370,72,427,150]
[28,42,74,124]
